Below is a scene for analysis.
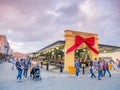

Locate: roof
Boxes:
[13,52,28,58]
[98,44,120,48]
[37,40,120,52]
[38,40,65,52]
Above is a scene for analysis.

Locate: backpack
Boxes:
[89,60,93,66]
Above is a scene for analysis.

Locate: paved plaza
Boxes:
[0,62,120,90]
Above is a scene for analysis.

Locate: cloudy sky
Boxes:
[0,0,120,54]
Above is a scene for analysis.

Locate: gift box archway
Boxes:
[64,30,99,72]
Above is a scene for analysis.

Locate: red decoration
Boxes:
[66,35,99,54]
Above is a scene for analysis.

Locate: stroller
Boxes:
[30,65,42,81]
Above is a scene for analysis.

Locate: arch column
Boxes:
[64,34,75,71]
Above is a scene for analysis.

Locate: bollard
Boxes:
[46,62,49,70]
[60,64,63,73]
[41,61,43,68]
[82,67,85,75]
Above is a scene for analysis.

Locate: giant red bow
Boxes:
[66,35,99,54]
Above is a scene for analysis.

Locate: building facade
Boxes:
[33,30,120,72]
[0,35,11,59]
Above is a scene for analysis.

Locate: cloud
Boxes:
[0,0,120,53]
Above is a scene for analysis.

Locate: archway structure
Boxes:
[64,30,99,72]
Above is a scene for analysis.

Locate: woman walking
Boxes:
[15,59,24,82]
[98,60,103,80]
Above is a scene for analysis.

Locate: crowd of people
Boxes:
[75,58,120,80]
[1,56,120,82]
[13,57,40,82]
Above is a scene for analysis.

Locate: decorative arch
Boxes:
[64,30,99,72]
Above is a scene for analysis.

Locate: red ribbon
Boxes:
[66,35,99,54]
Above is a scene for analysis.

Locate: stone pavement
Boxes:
[0,62,120,90]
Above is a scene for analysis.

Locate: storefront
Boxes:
[33,30,120,73]
[36,30,99,72]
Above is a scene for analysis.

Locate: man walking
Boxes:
[75,58,80,77]
[23,57,31,79]
[89,59,96,78]
[103,59,111,77]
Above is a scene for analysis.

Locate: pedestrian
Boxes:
[101,59,105,77]
[111,60,116,70]
[81,59,86,75]
[75,58,80,77]
[10,58,15,70]
[15,58,24,82]
[89,59,96,78]
[40,60,43,68]
[103,59,111,77]
[23,57,31,79]
[93,58,98,72]
[116,59,120,71]
[89,58,93,67]
[30,59,39,77]
[97,60,103,80]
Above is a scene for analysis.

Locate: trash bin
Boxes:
[108,64,112,70]
[68,66,75,74]
[59,62,63,73]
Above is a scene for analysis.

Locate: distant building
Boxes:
[13,52,29,59]
[0,35,11,59]
[13,52,24,58]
